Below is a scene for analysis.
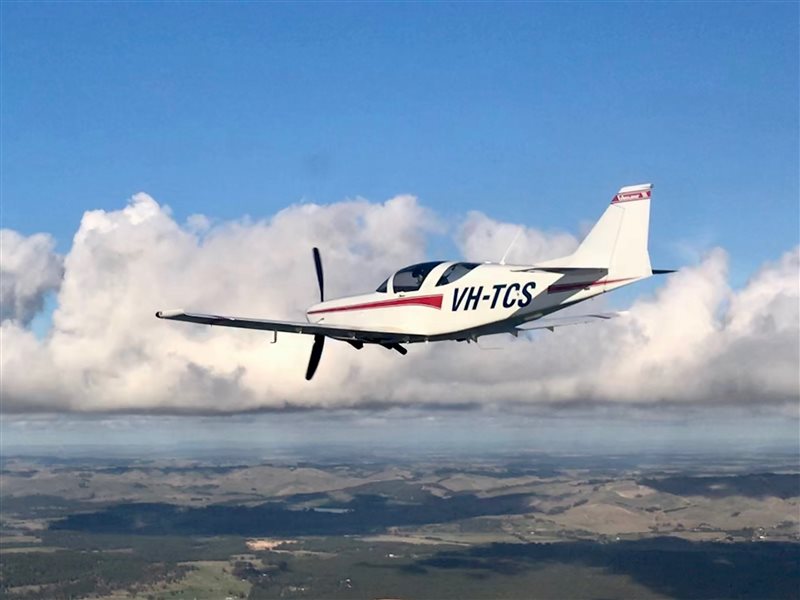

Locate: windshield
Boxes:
[436,262,481,286]
[392,261,444,293]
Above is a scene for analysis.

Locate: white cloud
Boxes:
[1,193,797,416]
[456,211,578,264]
[0,229,63,324]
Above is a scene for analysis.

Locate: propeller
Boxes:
[306,247,325,380]
[313,246,324,302]
[306,334,325,381]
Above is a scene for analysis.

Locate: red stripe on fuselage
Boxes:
[307,294,443,315]
[547,277,637,294]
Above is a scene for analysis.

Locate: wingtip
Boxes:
[612,185,652,203]
[156,309,184,319]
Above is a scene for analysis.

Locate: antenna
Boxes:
[499,227,523,265]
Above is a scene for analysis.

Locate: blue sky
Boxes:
[3,2,798,280]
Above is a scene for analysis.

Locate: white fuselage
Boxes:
[306,261,643,342]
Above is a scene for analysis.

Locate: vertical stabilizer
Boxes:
[553,184,652,278]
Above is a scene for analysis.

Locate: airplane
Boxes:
[157,183,674,380]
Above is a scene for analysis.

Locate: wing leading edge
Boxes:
[154,310,423,344]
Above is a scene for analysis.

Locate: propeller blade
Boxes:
[305,334,325,380]
[312,247,324,302]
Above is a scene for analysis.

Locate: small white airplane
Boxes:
[157,183,673,380]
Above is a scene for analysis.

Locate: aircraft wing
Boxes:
[516,311,626,332]
[156,308,626,344]
[155,310,423,344]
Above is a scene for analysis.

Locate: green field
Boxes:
[2,452,798,599]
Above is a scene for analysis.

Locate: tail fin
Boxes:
[553,183,652,278]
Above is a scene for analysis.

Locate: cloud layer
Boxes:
[1,194,798,415]
[1,229,63,325]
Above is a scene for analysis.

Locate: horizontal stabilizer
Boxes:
[652,269,677,275]
[515,267,608,276]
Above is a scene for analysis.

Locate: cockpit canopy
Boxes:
[375,261,481,293]
[392,261,444,292]
[436,262,480,286]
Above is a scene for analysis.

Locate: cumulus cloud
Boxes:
[456,211,578,264]
[0,229,63,324]
[0,193,797,416]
